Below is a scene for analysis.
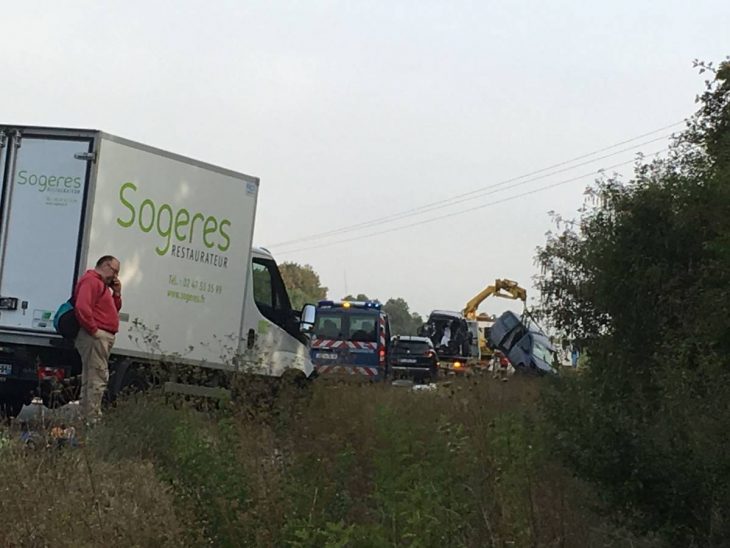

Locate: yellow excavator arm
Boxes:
[463,279,527,320]
[464,279,528,365]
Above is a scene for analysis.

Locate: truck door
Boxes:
[0,130,92,331]
[245,256,313,376]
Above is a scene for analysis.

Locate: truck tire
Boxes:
[279,369,308,390]
[119,367,150,395]
[275,369,310,405]
[107,361,149,401]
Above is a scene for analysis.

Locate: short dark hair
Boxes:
[96,255,118,267]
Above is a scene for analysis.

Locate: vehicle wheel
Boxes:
[119,367,150,396]
[1,398,24,420]
[276,369,309,399]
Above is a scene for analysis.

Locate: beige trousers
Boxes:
[75,329,115,420]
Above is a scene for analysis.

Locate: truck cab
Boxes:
[310,300,391,381]
[420,310,479,374]
[244,247,315,378]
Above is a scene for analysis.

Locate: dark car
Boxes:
[388,336,439,382]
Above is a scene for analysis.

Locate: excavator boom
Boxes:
[463,279,528,367]
[463,279,527,320]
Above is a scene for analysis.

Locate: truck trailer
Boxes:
[0,124,313,411]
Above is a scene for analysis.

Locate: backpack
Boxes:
[53,297,79,340]
[54,279,111,340]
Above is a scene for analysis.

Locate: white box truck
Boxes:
[0,124,313,411]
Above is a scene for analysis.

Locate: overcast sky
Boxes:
[2,1,728,318]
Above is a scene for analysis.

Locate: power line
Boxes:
[269,121,684,249]
[276,148,667,256]
[272,133,672,249]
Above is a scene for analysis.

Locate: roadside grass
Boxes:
[0,375,656,547]
[0,426,187,547]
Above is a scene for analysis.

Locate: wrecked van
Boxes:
[487,311,557,375]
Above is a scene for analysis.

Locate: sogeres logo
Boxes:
[116,182,231,256]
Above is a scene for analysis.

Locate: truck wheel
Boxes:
[279,369,308,390]
[119,367,150,396]
[2,398,24,420]
[276,370,310,404]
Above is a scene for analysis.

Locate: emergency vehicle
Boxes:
[310,300,391,380]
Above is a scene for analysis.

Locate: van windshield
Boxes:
[532,340,554,364]
[313,311,378,342]
[348,313,378,342]
[314,312,344,339]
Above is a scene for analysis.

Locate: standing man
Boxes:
[74,255,122,421]
[571,345,580,368]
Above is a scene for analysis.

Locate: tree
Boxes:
[535,58,730,545]
[383,298,424,335]
[279,262,328,310]
[342,294,371,302]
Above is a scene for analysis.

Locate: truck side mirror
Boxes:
[300,304,316,333]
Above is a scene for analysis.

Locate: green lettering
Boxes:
[139,199,155,233]
[189,212,205,243]
[74,176,81,189]
[218,219,231,252]
[17,170,27,184]
[174,209,190,241]
[116,182,233,257]
[116,182,136,228]
[156,204,173,255]
[202,216,218,248]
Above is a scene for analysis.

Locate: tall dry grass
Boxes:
[0,374,657,547]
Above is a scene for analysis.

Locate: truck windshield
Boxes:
[348,313,378,342]
[313,312,344,339]
[313,311,378,342]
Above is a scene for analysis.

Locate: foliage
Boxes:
[342,293,371,301]
[0,376,657,547]
[280,262,328,310]
[91,395,248,545]
[0,429,187,546]
[382,297,424,335]
[535,58,730,544]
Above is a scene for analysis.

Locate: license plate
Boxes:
[316,352,338,360]
[400,358,417,364]
[0,363,12,375]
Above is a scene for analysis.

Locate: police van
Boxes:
[310,300,391,380]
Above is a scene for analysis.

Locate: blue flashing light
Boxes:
[316,299,382,311]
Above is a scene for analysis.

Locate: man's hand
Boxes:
[111,277,122,296]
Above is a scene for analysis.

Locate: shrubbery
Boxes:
[536,58,730,545]
[1,376,652,547]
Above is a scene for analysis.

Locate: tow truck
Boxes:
[462,279,527,366]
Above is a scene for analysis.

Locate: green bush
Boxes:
[0,374,656,547]
[535,58,730,546]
